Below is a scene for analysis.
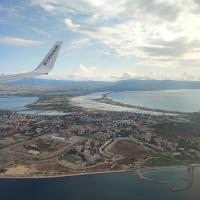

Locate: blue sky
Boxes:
[1,0,200,81]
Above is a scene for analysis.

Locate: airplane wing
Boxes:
[0,41,62,84]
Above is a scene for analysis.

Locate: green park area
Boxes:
[60,154,81,163]
[145,157,182,167]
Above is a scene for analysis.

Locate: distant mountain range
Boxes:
[6,78,200,91]
[106,79,200,91]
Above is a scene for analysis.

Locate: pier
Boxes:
[136,169,169,184]
[170,165,195,192]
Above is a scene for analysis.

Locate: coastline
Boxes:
[94,94,182,115]
[0,165,196,179]
[71,94,177,116]
[0,91,196,116]
[0,169,129,179]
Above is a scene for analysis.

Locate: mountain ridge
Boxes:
[5,78,200,91]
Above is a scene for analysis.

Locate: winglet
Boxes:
[0,41,62,85]
[34,41,62,74]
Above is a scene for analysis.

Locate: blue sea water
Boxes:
[2,89,200,113]
[108,89,200,112]
[0,168,199,200]
[0,96,38,111]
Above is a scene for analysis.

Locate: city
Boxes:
[0,103,199,178]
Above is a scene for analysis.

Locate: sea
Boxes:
[0,167,199,200]
[1,89,200,113]
[108,89,200,112]
[0,96,38,112]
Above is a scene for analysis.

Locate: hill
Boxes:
[5,78,200,92]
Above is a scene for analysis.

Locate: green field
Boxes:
[183,159,200,165]
[60,154,81,163]
[145,157,182,167]
[38,143,51,149]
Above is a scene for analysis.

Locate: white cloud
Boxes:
[65,18,193,58]
[31,0,186,21]
[70,64,102,80]
[110,71,175,81]
[41,4,57,13]
[30,27,49,36]
[31,0,57,13]
[62,37,90,56]
[64,18,80,30]
[43,68,200,81]
[0,36,44,46]
[40,64,108,81]
[32,0,200,75]
[72,38,90,48]
[64,4,200,68]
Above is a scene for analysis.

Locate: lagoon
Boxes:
[0,96,38,111]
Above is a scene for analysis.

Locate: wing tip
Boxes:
[56,41,62,46]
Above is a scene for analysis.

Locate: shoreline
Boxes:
[94,95,182,115]
[0,165,197,180]
[0,92,198,115]
[71,95,177,116]
[0,169,129,179]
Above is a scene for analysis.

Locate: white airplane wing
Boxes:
[0,41,62,84]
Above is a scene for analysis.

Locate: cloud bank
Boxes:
[31,0,200,79]
[0,36,44,46]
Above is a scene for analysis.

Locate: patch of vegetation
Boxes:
[145,157,182,167]
[85,163,95,167]
[152,121,200,138]
[60,154,81,163]
[27,96,82,112]
[38,143,51,149]
[0,168,7,173]
[110,140,151,158]
[182,159,200,165]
